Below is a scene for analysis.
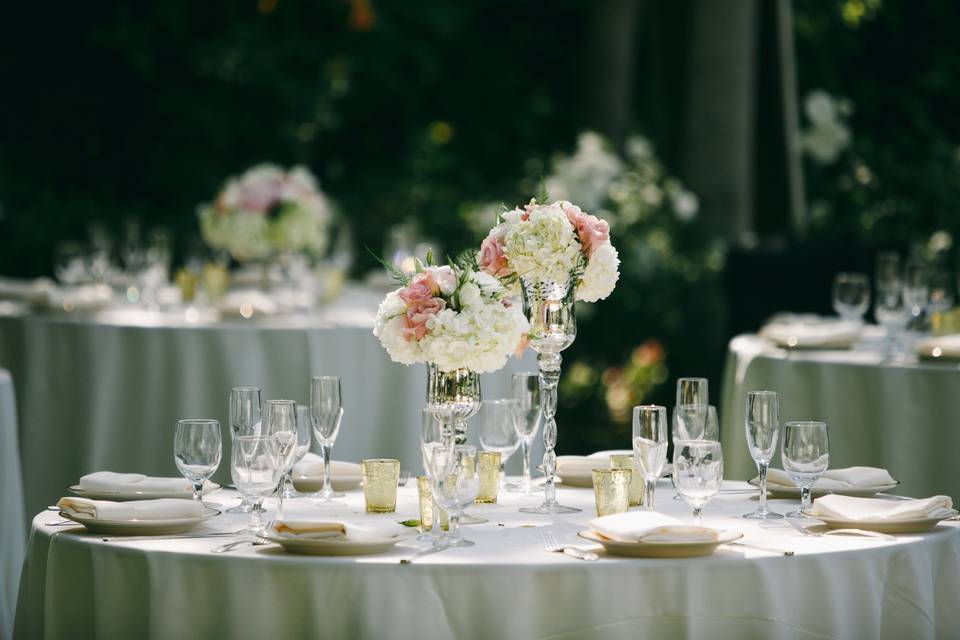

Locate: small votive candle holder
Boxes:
[417,476,449,530]
[475,451,502,504]
[361,459,400,513]
[609,454,643,507]
[592,468,631,517]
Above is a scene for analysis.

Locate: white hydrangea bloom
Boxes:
[503,202,582,284]
[576,241,620,302]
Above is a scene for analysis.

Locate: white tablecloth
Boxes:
[16,483,960,639]
[720,334,960,500]
[0,286,537,521]
[0,368,24,640]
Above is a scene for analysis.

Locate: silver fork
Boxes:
[211,538,272,553]
[785,518,895,541]
[398,470,411,488]
[540,530,599,561]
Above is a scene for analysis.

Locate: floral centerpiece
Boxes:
[198,163,333,263]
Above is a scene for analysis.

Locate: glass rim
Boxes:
[230,386,261,393]
[633,404,666,413]
[784,421,828,428]
[233,434,275,442]
[676,377,708,383]
[176,418,219,426]
[591,467,631,476]
[264,398,296,405]
[361,458,400,465]
[746,390,778,397]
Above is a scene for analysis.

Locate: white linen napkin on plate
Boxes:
[762,466,896,490]
[759,318,861,349]
[269,520,409,541]
[808,494,954,521]
[590,512,719,543]
[293,454,362,480]
[78,471,212,494]
[57,497,207,520]
[557,450,633,478]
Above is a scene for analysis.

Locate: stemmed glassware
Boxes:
[875,252,908,359]
[278,405,312,499]
[429,445,480,547]
[508,372,542,494]
[419,409,448,549]
[673,404,719,442]
[673,440,723,525]
[261,399,298,520]
[903,259,929,324]
[742,390,782,520]
[227,387,262,514]
[477,399,521,488]
[231,435,284,534]
[676,377,709,407]
[832,272,871,323]
[781,421,830,517]
[310,376,345,505]
[632,405,668,510]
[174,419,222,503]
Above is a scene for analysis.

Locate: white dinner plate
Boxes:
[748,478,900,499]
[558,464,673,488]
[810,509,958,534]
[58,507,220,535]
[291,475,362,493]
[69,483,221,501]
[262,532,414,556]
[578,529,742,558]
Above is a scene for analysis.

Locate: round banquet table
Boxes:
[0,286,537,523]
[0,368,25,640]
[720,334,960,501]
[15,482,960,640]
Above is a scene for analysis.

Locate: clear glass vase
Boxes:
[517,278,580,515]
[424,363,481,445]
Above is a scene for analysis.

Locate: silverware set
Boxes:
[539,530,599,561]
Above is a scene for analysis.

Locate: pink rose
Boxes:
[565,205,609,258]
[514,333,530,358]
[402,297,445,342]
[479,236,512,277]
[398,281,434,305]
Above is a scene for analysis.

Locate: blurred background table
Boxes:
[0,284,536,521]
[720,334,960,500]
[0,367,24,640]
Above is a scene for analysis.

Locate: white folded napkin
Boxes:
[57,497,207,520]
[808,494,954,521]
[762,466,896,490]
[217,289,278,317]
[557,450,633,478]
[79,471,213,494]
[590,511,719,543]
[293,454,362,480]
[759,318,861,349]
[268,519,409,541]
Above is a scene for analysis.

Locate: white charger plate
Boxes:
[748,478,900,499]
[69,483,221,501]
[262,532,413,556]
[810,509,958,534]
[578,529,742,558]
[58,507,220,535]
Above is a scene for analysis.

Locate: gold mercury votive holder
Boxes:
[592,468,631,517]
[417,476,449,530]
[361,458,400,513]
[475,451,502,504]
[609,453,643,507]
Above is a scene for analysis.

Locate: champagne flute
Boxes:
[508,372,542,494]
[632,405,668,510]
[279,405,313,499]
[903,259,929,321]
[673,404,719,441]
[742,391,782,519]
[227,387,261,513]
[419,409,448,549]
[231,435,283,535]
[477,399,521,488]
[173,419,222,503]
[310,375,345,505]
[261,399,298,520]
[676,377,709,408]
[832,272,871,323]
[781,421,829,517]
[673,440,723,525]
[431,445,479,548]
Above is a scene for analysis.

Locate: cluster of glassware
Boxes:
[171,375,348,536]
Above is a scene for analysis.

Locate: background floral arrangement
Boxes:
[198,164,333,263]
[373,261,529,373]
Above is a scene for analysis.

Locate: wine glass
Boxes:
[227,387,262,514]
[419,409,448,549]
[903,259,929,322]
[430,445,480,548]
[632,405,668,510]
[673,404,719,441]
[676,377,709,408]
[832,272,871,322]
[673,440,723,525]
[875,287,908,360]
[310,375,345,505]
[261,399,298,520]
[231,435,283,534]
[477,399,521,488]
[781,421,830,517]
[279,405,313,499]
[742,391,782,519]
[173,419,222,503]
[508,372,542,494]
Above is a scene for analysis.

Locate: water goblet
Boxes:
[231,435,284,535]
[310,375,345,505]
[508,372,542,494]
[430,445,480,548]
[478,399,521,488]
[673,440,724,525]
[262,399,298,520]
[632,405,668,510]
[742,390,782,519]
[832,272,871,323]
[781,421,830,517]
[227,387,261,514]
[174,419,222,503]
